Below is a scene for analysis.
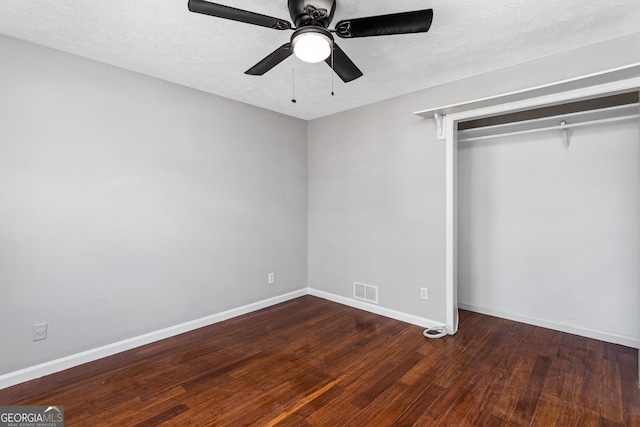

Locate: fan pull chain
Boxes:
[291,68,297,103]
[331,47,335,96]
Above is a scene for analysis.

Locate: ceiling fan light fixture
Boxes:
[291,27,333,63]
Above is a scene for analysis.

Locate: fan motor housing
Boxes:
[288,0,336,28]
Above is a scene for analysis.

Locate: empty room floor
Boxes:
[0,296,638,426]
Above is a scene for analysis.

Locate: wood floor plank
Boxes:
[132,402,190,427]
[0,296,638,426]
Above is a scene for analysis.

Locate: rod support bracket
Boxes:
[434,113,446,141]
[560,120,569,149]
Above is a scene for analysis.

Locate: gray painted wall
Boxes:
[458,119,639,342]
[308,96,447,320]
[308,32,640,325]
[2,30,640,376]
[0,35,308,374]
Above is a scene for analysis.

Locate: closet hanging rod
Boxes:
[459,102,639,136]
[458,113,639,143]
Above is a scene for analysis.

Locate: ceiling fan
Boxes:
[187,0,433,83]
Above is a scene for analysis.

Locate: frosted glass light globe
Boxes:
[292,31,332,63]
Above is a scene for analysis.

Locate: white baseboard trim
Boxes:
[1,288,449,390]
[458,302,640,349]
[308,288,446,330]
[0,289,308,391]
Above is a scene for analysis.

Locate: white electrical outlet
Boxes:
[33,323,48,341]
[420,288,428,300]
[268,272,275,284]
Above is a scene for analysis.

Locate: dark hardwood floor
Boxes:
[1,296,638,426]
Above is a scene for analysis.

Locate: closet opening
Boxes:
[456,90,639,352]
[415,69,640,386]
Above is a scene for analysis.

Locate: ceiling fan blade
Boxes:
[335,9,433,38]
[245,43,294,75]
[325,44,363,83]
[188,0,292,30]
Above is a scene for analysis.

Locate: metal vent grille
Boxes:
[353,282,378,304]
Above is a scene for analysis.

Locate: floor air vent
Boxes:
[354,282,378,304]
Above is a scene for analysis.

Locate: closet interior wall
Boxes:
[456,95,640,348]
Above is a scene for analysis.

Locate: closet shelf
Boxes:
[413,63,640,119]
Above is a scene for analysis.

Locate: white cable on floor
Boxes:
[423,327,448,339]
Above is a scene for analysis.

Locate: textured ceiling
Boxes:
[1,0,639,120]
